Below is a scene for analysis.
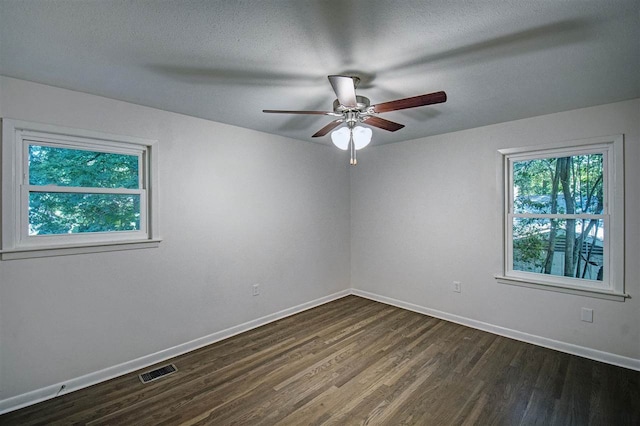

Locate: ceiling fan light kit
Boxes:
[264,75,447,165]
[330,124,372,166]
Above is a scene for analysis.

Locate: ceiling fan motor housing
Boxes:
[333,95,371,114]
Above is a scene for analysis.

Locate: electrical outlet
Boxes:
[452,281,461,293]
[581,308,593,323]
[253,283,260,296]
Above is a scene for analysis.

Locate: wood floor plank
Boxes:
[1,295,638,425]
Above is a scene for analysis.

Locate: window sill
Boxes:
[494,275,629,302]
[0,239,162,260]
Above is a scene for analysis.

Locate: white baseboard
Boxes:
[351,288,640,372]
[3,287,638,415]
[0,289,351,415]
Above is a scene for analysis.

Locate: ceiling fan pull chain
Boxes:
[350,132,357,166]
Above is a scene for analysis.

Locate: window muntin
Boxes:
[500,136,624,298]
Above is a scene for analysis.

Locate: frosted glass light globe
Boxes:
[352,126,372,150]
[330,126,350,150]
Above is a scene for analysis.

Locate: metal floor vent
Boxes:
[139,364,177,384]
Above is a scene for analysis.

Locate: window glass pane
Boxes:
[513,217,604,281]
[29,145,139,189]
[29,193,140,235]
[513,154,603,214]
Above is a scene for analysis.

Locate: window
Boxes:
[1,119,160,259]
[497,135,626,301]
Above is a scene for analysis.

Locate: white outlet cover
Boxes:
[581,308,593,323]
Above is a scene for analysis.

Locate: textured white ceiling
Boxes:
[1,1,638,146]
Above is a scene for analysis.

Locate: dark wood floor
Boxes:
[1,295,638,425]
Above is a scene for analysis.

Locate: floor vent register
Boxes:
[139,364,177,384]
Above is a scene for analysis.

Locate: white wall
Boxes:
[0,77,351,400]
[1,76,638,409]
[351,98,640,361]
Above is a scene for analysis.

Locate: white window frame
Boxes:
[496,135,627,301]
[1,119,160,260]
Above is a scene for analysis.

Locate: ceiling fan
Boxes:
[263,75,447,165]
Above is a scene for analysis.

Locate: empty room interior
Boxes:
[0,1,639,424]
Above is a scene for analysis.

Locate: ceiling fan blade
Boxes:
[263,109,332,115]
[312,120,343,137]
[363,116,405,132]
[373,91,447,113]
[328,75,358,108]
